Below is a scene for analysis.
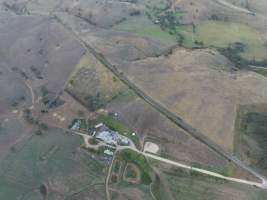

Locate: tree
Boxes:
[85,93,105,112]
[39,123,48,131]
[35,129,43,136]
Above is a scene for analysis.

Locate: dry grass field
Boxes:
[1,0,267,199]
[115,48,267,152]
[63,0,267,157]
[64,51,259,181]
[0,14,84,101]
[0,12,84,162]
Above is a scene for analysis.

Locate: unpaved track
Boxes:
[74,132,267,189]
[55,17,267,187]
[144,152,265,188]
[214,0,254,15]
[119,145,267,189]
[105,154,115,200]
[25,80,35,109]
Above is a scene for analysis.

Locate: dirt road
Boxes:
[214,0,254,15]
[119,145,267,189]
[74,131,267,189]
[144,152,265,189]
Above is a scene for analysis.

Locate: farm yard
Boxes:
[1,0,267,199]
[58,0,267,158]
[64,50,255,181]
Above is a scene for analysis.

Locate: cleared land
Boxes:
[1,0,267,199]
[64,52,259,182]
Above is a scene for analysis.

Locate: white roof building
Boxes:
[71,120,81,130]
[95,123,104,129]
[96,131,117,145]
[96,130,130,146]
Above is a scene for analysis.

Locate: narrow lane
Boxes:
[214,0,255,15]
[74,131,266,189]
[144,152,265,189]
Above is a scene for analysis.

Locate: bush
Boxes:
[241,112,267,169]
[209,14,220,21]
[85,93,105,112]
[39,123,48,131]
[89,138,99,145]
[35,129,43,136]
[130,10,141,16]
[119,149,152,185]
[219,42,267,69]
[23,109,38,125]
[194,40,204,46]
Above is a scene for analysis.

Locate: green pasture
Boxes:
[112,15,177,46]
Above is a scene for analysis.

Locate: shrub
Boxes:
[85,93,105,112]
[118,149,152,185]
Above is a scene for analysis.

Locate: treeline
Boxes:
[146,4,186,45]
[219,42,267,69]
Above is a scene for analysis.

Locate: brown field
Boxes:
[0,12,84,162]
[1,0,267,199]
[87,39,267,153]
[0,13,84,102]
[64,52,259,181]
[115,48,267,152]
[53,0,267,157]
